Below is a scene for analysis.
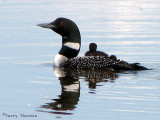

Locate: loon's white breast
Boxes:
[54,42,80,67]
[54,54,69,67]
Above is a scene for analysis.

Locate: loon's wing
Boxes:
[109,60,149,70]
[62,56,148,70]
[129,63,149,70]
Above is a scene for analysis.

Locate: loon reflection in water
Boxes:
[37,68,118,115]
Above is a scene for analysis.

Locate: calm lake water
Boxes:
[0,0,160,120]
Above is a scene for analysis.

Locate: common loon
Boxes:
[37,17,149,70]
[85,43,108,57]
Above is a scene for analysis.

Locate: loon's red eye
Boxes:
[59,21,64,26]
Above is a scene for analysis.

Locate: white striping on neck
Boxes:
[54,54,69,67]
[63,42,80,50]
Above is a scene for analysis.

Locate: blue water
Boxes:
[0,0,160,120]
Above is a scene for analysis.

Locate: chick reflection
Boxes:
[39,68,118,115]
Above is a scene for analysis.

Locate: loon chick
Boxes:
[37,17,149,70]
[110,55,117,60]
[85,43,108,57]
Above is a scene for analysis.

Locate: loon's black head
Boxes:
[37,17,81,67]
[89,43,97,52]
[37,17,81,43]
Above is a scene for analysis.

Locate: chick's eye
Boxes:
[59,21,64,26]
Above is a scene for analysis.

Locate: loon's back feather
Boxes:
[60,56,148,70]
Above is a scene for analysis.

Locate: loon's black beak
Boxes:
[37,23,56,29]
